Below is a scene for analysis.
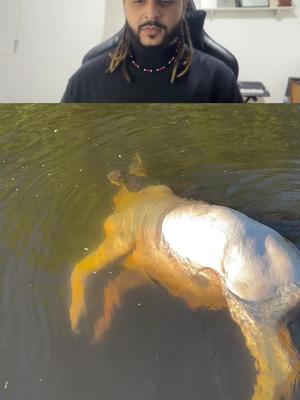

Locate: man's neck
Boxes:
[127,25,181,69]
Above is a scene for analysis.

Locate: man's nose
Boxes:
[144,0,161,20]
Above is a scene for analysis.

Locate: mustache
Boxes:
[138,21,166,32]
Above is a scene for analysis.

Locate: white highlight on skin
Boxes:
[162,205,300,302]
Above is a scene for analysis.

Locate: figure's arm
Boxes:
[69,236,134,333]
[92,270,150,344]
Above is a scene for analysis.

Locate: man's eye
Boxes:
[133,0,174,4]
[160,0,175,5]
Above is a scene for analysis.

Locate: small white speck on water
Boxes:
[108,271,112,274]
[39,378,43,382]
[28,283,32,287]
[54,129,58,133]
[87,137,90,140]
[41,164,45,167]
[2,160,6,163]
[15,188,19,191]
[223,170,227,173]
[21,166,25,169]
[4,381,8,390]
[75,184,78,189]
[35,194,39,197]
[48,173,51,176]
[84,248,89,251]
[11,177,15,181]
[118,154,122,158]
[93,271,97,274]
[181,149,185,153]
[79,169,83,172]
[137,302,141,306]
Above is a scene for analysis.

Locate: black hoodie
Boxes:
[61,26,243,103]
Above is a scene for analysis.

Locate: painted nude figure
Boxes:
[70,154,300,400]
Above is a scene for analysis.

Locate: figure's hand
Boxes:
[69,270,87,334]
[69,298,86,334]
[129,153,147,177]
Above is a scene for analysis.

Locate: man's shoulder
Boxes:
[71,46,116,82]
[187,48,242,103]
[61,46,118,102]
[192,48,235,76]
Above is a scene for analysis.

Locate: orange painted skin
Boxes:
[70,154,300,400]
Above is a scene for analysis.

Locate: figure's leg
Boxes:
[226,295,299,400]
[156,268,228,311]
[278,318,300,399]
[92,270,150,344]
[180,280,227,311]
[69,237,133,333]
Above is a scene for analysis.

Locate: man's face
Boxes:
[123,0,188,47]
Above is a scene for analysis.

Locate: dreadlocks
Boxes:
[107,27,131,83]
[107,17,194,84]
[170,17,193,84]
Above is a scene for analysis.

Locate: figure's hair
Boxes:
[107,17,194,84]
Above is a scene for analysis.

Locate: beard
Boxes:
[125,20,182,48]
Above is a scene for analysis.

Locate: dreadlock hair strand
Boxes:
[170,42,185,84]
[107,26,132,82]
[173,17,193,81]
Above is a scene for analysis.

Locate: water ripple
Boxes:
[1,104,300,400]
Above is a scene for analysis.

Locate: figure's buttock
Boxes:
[161,204,300,302]
[161,204,228,275]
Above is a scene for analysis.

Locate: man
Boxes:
[61,0,242,103]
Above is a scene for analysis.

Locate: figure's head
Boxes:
[123,0,189,47]
[107,153,148,190]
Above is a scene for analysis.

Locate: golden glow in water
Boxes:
[1,105,300,400]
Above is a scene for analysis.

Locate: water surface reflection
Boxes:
[0,104,300,400]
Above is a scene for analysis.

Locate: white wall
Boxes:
[103,0,125,40]
[0,0,106,102]
[194,0,300,102]
[102,0,300,103]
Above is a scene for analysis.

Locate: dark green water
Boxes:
[0,104,300,400]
